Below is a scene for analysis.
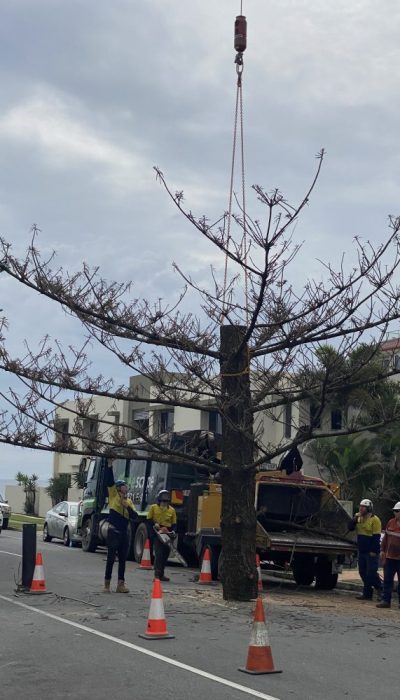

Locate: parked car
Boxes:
[43,501,81,546]
[0,493,11,529]
[0,509,3,533]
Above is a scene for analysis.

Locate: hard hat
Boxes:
[157,489,170,503]
[360,498,373,508]
[115,479,126,488]
[392,501,400,511]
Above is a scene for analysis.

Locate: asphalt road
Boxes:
[0,530,399,700]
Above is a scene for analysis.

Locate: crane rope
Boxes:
[222,8,249,325]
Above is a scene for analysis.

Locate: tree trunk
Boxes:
[219,325,257,601]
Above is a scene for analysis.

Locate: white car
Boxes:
[0,493,11,529]
[0,509,3,533]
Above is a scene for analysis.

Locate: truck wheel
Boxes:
[81,516,97,553]
[315,558,338,590]
[292,556,315,586]
[133,523,149,563]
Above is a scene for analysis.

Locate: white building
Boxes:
[53,379,306,481]
[51,372,350,480]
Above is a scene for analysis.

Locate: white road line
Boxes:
[0,594,281,700]
[0,551,21,557]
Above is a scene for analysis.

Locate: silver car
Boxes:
[43,501,81,546]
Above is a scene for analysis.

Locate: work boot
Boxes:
[376,601,390,608]
[355,595,372,601]
[159,576,170,582]
[116,580,129,593]
[103,579,111,593]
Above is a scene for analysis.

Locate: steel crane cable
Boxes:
[222,11,249,325]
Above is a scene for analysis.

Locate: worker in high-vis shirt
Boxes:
[376,501,400,609]
[103,460,137,593]
[147,490,177,582]
[350,498,382,601]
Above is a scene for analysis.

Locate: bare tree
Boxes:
[1,151,400,600]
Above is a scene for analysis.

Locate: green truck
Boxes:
[78,431,211,564]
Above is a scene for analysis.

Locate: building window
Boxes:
[331,409,342,430]
[208,410,222,434]
[54,419,70,449]
[309,404,321,429]
[82,415,98,448]
[284,403,292,439]
[394,355,400,371]
[131,409,149,438]
[155,410,174,436]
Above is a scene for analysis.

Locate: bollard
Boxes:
[22,524,37,590]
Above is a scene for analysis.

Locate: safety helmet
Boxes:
[115,479,126,488]
[360,498,373,510]
[392,501,400,511]
[157,489,170,503]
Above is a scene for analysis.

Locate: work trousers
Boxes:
[382,558,400,605]
[358,551,382,598]
[154,536,169,579]
[105,525,128,582]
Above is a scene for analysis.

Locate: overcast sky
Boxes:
[1,0,400,481]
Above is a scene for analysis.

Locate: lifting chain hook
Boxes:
[235,51,244,67]
[235,53,244,86]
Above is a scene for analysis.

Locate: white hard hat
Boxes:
[392,501,400,511]
[360,498,373,508]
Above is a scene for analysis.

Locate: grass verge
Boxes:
[8,513,45,531]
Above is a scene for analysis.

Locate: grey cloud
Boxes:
[1,0,400,477]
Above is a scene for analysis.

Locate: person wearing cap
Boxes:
[376,501,400,609]
[103,460,137,593]
[349,498,382,601]
[146,490,177,582]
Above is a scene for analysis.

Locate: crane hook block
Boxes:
[234,15,247,53]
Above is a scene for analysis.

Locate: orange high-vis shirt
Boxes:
[381,518,400,560]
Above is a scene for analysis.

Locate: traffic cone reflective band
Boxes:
[30,552,47,593]
[138,578,174,640]
[198,546,213,584]
[239,597,282,675]
[256,554,263,593]
[139,538,153,570]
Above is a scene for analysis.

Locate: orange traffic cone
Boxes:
[138,578,174,640]
[198,546,214,585]
[139,539,153,570]
[256,553,263,594]
[30,552,47,593]
[239,597,282,675]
